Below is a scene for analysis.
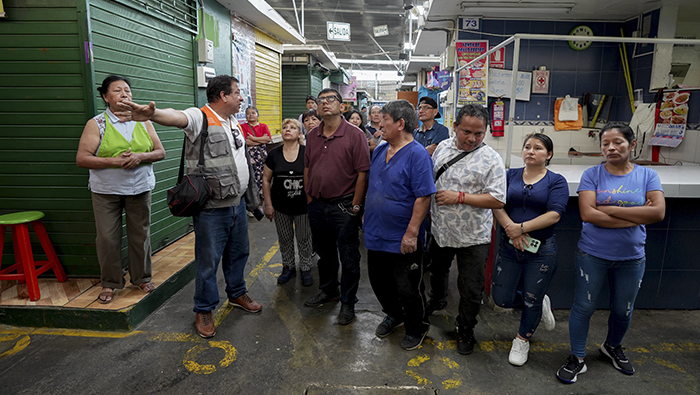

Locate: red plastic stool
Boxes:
[0,211,67,301]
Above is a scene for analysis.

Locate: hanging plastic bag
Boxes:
[558,95,579,121]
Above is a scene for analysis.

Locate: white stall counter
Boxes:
[502,153,700,197]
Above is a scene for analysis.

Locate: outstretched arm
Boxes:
[116,100,188,129]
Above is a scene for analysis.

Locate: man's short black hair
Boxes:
[455,104,489,128]
[306,95,317,103]
[206,75,240,103]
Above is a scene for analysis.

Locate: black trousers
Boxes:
[428,240,490,329]
[367,249,429,336]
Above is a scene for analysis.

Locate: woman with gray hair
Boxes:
[363,99,436,351]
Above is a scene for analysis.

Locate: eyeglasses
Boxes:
[417,105,436,111]
[318,96,340,104]
[231,128,243,149]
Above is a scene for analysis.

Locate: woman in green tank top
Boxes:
[76,75,165,304]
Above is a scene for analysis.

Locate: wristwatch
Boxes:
[351,204,361,214]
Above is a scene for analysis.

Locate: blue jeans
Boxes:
[491,235,557,339]
[569,248,645,358]
[428,241,490,329]
[307,199,361,304]
[192,199,250,313]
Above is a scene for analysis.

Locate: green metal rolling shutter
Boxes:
[89,0,196,267]
[0,0,95,274]
[311,69,324,99]
[281,64,310,121]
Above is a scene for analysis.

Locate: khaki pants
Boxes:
[92,191,152,289]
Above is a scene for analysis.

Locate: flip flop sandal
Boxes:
[138,282,155,293]
[98,288,115,304]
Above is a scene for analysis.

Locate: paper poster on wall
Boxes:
[231,17,255,123]
[339,76,357,102]
[489,47,505,69]
[487,68,531,101]
[532,69,549,94]
[649,91,690,147]
[456,41,488,106]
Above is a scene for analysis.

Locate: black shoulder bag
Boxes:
[434,142,485,181]
[167,111,213,217]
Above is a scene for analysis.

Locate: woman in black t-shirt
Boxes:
[263,119,314,286]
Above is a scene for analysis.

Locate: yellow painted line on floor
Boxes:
[182,340,237,375]
[442,356,460,369]
[213,241,279,326]
[0,327,143,339]
[0,335,30,359]
[407,354,430,367]
[0,242,282,352]
[441,374,462,390]
[405,370,432,385]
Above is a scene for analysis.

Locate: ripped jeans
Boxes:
[569,248,645,358]
[491,235,557,339]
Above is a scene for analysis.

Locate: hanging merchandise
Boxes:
[491,100,505,137]
[558,95,579,121]
[426,68,439,90]
[554,96,583,131]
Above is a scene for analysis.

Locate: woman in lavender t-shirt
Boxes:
[556,123,665,384]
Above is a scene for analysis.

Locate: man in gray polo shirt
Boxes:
[304,88,371,325]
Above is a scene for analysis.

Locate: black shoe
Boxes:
[401,327,429,351]
[456,325,476,355]
[600,342,635,375]
[557,354,587,384]
[426,299,447,316]
[277,266,296,284]
[300,270,314,287]
[337,303,355,325]
[304,290,340,307]
[375,316,403,338]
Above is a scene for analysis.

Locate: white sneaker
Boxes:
[509,337,530,366]
[541,294,556,331]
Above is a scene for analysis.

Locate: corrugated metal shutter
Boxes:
[311,69,324,98]
[89,0,196,267]
[0,0,95,274]
[281,65,310,121]
[254,29,282,136]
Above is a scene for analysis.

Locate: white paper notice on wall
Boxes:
[488,68,531,101]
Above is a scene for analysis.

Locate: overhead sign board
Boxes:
[327,21,351,42]
[373,25,389,37]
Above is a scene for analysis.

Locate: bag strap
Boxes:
[434,142,485,182]
[177,110,208,183]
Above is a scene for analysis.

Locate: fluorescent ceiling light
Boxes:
[337,59,406,65]
[459,1,575,13]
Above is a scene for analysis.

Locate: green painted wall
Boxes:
[195,0,232,107]
[0,0,95,274]
[0,0,200,276]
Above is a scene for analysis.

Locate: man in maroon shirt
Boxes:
[304,88,370,325]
